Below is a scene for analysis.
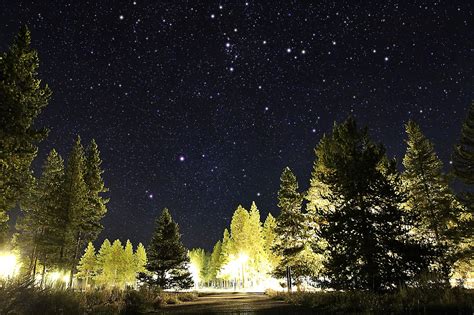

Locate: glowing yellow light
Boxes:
[0,253,20,279]
[49,271,61,282]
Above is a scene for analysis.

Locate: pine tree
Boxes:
[83,139,108,241]
[452,102,474,241]
[273,167,316,284]
[208,240,222,285]
[262,213,279,270]
[402,120,458,244]
[316,117,434,291]
[77,242,97,290]
[108,239,126,288]
[247,202,266,281]
[0,26,52,246]
[16,149,65,278]
[217,229,232,282]
[63,136,89,287]
[123,240,136,286]
[230,205,251,256]
[134,243,147,274]
[141,208,193,289]
[95,239,112,287]
[451,103,474,285]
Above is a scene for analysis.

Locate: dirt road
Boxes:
[153,292,309,314]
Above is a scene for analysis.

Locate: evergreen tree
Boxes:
[208,240,222,285]
[230,205,251,255]
[63,136,89,287]
[452,102,474,241]
[83,139,108,241]
[77,242,97,290]
[0,26,51,246]
[217,228,232,281]
[262,213,279,270]
[123,240,136,286]
[95,239,112,287]
[403,120,458,244]
[247,202,266,281]
[315,117,434,291]
[141,208,193,289]
[16,149,65,278]
[134,243,147,274]
[108,239,126,287]
[273,167,317,283]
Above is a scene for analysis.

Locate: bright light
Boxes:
[0,253,20,279]
[189,263,200,286]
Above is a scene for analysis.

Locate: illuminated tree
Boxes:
[315,117,434,291]
[208,240,222,285]
[77,242,97,289]
[123,240,136,286]
[262,213,279,270]
[403,120,458,244]
[247,202,266,282]
[230,205,251,255]
[189,248,209,287]
[273,167,317,285]
[95,239,112,287]
[16,149,65,279]
[451,103,474,285]
[134,242,147,274]
[0,26,51,246]
[452,103,474,239]
[141,208,193,289]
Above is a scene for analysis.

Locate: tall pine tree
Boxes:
[141,208,193,289]
[452,102,474,241]
[315,117,434,291]
[402,120,458,245]
[0,26,51,246]
[16,149,65,279]
[63,136,89,287]
[273,167,318,285]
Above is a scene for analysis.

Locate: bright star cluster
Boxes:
[1,1,471,250]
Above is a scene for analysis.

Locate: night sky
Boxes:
[1,1,472,250]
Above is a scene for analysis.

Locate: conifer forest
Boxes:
[0,2,473,314]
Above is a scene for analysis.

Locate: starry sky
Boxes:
[1,1,472,250]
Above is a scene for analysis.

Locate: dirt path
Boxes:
[153,292,308,314]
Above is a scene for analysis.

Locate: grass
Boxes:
[266,287,474,314]
[0,279,198,314]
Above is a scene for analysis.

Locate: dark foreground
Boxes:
[155,292,308,314]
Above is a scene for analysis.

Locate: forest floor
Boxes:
[153,292,310,314]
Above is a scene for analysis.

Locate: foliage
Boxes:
[141,208,193,289]
[273,167,320,282]
[0,26,51,246]
[267,287,474,314]
[78,239,146,290]
[313,117,435,291]
[0,279,198,314]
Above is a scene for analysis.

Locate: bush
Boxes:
[0,280,199,314]
[267,287,474,313]
[177,291,198,302]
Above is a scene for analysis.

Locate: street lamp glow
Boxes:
[0,253,20,279]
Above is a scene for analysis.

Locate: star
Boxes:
[286,48,292,53]
[179,155,185,162]
[119,15,124,20]
[148,193,153,199]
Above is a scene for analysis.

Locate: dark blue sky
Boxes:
[1,1,472,250]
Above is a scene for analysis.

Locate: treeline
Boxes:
[189,203,280,289]
[192,112,473,292]
[0,27,108,288]
[76,240,147,290]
